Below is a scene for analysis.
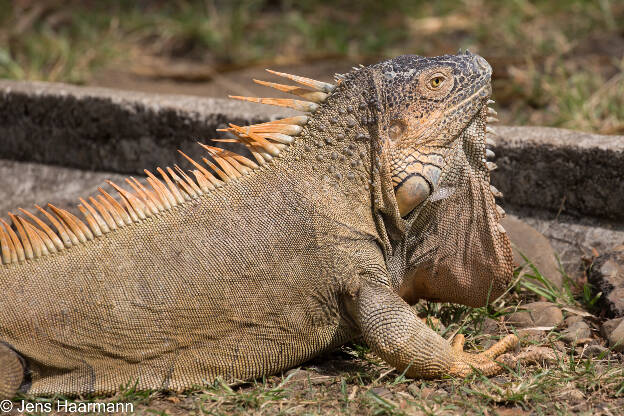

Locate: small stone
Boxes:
[581,344,609,358]
[601,317,623,339]
[315,154,323,161]
[325,137,333,144]
[336,133,345,140]
[560,321,591,344]
[480,338,497,350]
[420,387,434,399]
[551,340,567,353]
[500,216,563,288]
[347,172,355,180]
[328,166,336,173]
[370,387,392,399]
[284,368,311,383]
[407,382,420,397]
[480,317,501,335]
[588,249,624,318]
[506,301,563,328]
[335,173,342,180]
[607,319,624,352]
[564,315,584,326]
[433,388,448,398]
[309,375,333,386]
[559,389,584,403]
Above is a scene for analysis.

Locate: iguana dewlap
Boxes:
[0,52,518,398]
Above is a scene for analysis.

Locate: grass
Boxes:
[0,0,622,134]
[15,350,622,414]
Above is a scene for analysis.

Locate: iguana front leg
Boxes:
[0,343,24,399]
[355,282,518,378]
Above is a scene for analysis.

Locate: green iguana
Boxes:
[1,52,523,398]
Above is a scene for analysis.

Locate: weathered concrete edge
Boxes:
[0,80,294,174]
[0,80,622,220]
[490,125,623,221]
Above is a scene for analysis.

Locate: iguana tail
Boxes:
[0,343,23,399]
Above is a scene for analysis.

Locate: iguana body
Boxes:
[1,53,518,398]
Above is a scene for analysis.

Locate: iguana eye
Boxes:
[429,76,444,89]
[419,68,453,97]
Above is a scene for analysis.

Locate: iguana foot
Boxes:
[0,343,24,400]
[449,333,518,377]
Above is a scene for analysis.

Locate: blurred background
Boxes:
[0,0,622,134]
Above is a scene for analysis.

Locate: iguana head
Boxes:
[367,53,514,307]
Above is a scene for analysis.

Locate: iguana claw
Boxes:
[449,333,519,377]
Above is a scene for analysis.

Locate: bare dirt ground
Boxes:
[90,59,352,100]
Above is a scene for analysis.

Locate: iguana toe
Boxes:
[0,343,24,400]
[449,334,519,377]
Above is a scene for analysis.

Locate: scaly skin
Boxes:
[0,52,517,398]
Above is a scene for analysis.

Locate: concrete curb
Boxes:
[490,126,623,221]
[0,80,293,174]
